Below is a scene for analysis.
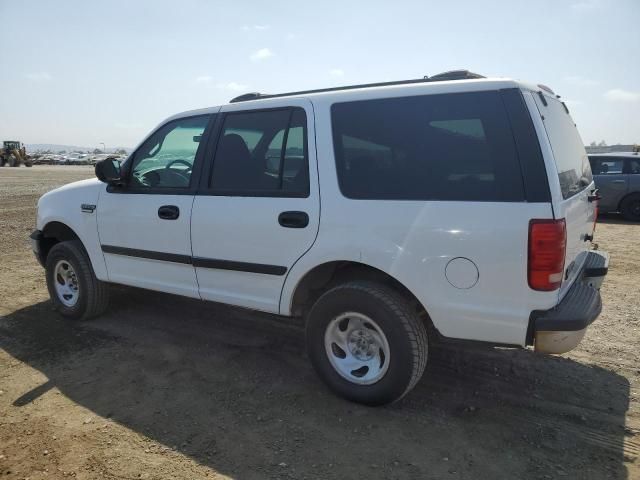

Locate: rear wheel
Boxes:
[306,281,428,405]
[620,193,640,222]
[45,240,109,320]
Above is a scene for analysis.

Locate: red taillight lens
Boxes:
[528,219,566,291]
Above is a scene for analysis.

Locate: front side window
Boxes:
[129,115,210,189]
[331,91,524,201]
[628,158,640,174]
[589,157,624,175]
[210,107,308,196]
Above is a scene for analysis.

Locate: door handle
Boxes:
[158,205,180,220]
[611,180,626,184]
[278,211,309,228]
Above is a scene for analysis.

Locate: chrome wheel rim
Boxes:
[324,312,390,385]
[53,260,79,307]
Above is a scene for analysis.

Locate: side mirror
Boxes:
[95,157,122,185]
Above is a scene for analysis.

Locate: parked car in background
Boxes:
[589,153,640,221]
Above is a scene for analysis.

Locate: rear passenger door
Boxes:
[191,99,319,313]
[590,157,628,211]
[626,157,640,196]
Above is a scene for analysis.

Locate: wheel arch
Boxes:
[39,221,82,264]
[43,221,81,241]
[286,260,435,331]
[618,190,640,211]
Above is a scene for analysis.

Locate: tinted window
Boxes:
[534,95,592,199]
[211,108,308,196]
[331,91,525,201]
[129,115,209,189]
[589,157,624,175]
[628,158,640,174]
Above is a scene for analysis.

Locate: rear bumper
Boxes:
[531,250,608,354]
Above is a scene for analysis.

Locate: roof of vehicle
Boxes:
[166,70,548,122]
[228,69,489,103]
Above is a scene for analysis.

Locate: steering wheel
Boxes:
[165,159,192,184]
[165,159,192,172]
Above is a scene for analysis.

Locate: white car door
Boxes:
[191,99,320,312]
[97,114,214,298]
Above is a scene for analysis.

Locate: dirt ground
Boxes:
[0,165,638,480]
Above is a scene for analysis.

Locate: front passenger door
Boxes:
[97,114,213,298]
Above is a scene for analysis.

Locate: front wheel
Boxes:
[306,281,428,405]
[45,240,109,320]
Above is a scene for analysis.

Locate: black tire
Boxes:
[306,281,428,405]
[620,193,640,222]
[45,240,109,320]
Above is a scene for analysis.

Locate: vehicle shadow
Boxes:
[597,212,638,225]
[0,288,633,479]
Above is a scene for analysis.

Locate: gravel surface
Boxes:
[0,166,638,479]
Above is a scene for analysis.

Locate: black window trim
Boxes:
[198,106,311,198]
[500,88,551,203]
[107,113,216,195]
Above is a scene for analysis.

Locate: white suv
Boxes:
[31,70,609,405]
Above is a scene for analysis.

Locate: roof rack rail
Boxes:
[228,92,266,103]
[425,70,486,81]
[229,70,486,103]
[537,84,556,95]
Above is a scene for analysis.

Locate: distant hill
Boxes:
[26,144,131,154]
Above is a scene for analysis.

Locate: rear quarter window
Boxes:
[330,91,525,201]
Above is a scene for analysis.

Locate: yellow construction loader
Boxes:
[0,141,32,167]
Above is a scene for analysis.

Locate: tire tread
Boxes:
[314,280,428,402]
[620,193,640,222]
[47,240,109,320]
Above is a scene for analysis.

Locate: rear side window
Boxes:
[533,95,592,199]
[331,91,525,201]
[210,108,309,196]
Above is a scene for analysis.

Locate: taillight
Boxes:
[528,219,566,291]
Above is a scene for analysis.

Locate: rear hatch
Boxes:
[531,92,597,300]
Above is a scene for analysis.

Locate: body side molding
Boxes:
[101,245,287,276]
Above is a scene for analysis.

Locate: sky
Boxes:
[0,0,638,149]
